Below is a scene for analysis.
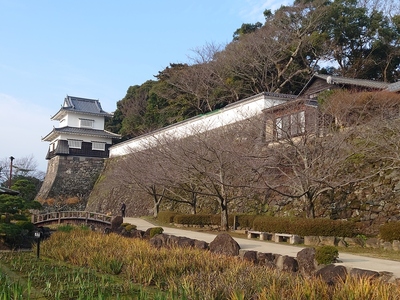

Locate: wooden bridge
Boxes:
[31,211,113,228]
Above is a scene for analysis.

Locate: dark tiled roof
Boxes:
[317,74,388,89]
[298,74,389,96]
[51,96,113,119]
[387,81,400,92]
[42,126,121,141]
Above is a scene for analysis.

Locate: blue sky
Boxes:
[0,0,291,173]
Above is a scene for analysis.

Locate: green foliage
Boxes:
[149,227,164,238]
[0,252,151,299]
[124,224,137,232]
[0,194,23,215]
[0,222,33,249]
[15,220,34,231]
[157,211,180,223]
[174,214,214,226]
[105,0,400,140]
[235,215,258,229]
[379,222,400,242]
[11,214,28,221]
[57,224,75,232]
[253,216,357,237]
[11,178,38,202]
[253,216,294,233]
[315,245,339,265]
[233,22,262,40]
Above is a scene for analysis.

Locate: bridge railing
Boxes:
[32,211,113,225]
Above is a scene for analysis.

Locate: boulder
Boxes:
[365,238,380,249]
[111,216,123,231]
[194,240,209,250]
[243,250,258,264]
[257,252,276,269]
[275,255,298,272]
[297,248,316,276]
[315,264,347,286]
[149,233,170,249]
[209,233,240,256]
[131,229,145,239]
[337,238,347,247]
[392,240,400,251]
[319,236,337,246]
[382,241,393,251]
[176,236,195,248]
[344,237,364,247]
[304,236,320,246]
[168,235,181,247]
[350,268,380,280]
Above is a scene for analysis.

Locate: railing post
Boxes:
[58,212,61,224]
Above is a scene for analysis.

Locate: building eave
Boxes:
[42,127,121,142]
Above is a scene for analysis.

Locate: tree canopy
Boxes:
[106,0,400,141]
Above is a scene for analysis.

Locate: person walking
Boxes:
[120,202,126,218]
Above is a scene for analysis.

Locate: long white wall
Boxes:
[109,92,293,157]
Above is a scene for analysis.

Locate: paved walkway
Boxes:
[123,217,400,278]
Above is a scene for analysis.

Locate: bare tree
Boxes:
[252,94,387,218]
[0,155,44,187]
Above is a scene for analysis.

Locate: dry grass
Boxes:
[39,228,400,300]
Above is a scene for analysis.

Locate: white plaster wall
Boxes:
[109,93,289,157]
[60,113,105,130]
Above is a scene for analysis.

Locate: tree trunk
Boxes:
[306,197,315,219]
[153,201,160,218]
[220,202,229,231]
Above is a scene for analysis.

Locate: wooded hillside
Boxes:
[105,0,400,140]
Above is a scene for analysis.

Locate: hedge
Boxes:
[379,222,400,242]
[253,216,356,237]
[157,211,180,224]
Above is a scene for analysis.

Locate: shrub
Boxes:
[12,214,28,221]
[253,216,295,233]
[15,221,34,232]
[379,222,400,242]
[295,219,355,237]
[124,224,137,232]
[235,214,257,229]
[252,216,356,237]
[174,214,214,226]
[315,245,339,265]
[157,211,180,223]
[149,227,164,238]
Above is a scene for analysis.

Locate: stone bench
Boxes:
[274,233,301,244]
[246,231,272,241]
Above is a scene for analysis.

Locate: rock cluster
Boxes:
[114,226,398,285]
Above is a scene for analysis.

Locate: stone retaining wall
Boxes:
[36,156,105,209]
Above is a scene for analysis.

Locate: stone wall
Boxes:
[85,158,154,216]
[36,156,105,209]
[82,153,400,235]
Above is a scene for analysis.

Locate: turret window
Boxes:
[68,139,82,149]
[80,118,94,128]
[92,141,106,151]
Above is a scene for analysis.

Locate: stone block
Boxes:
[304,236,320,246]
